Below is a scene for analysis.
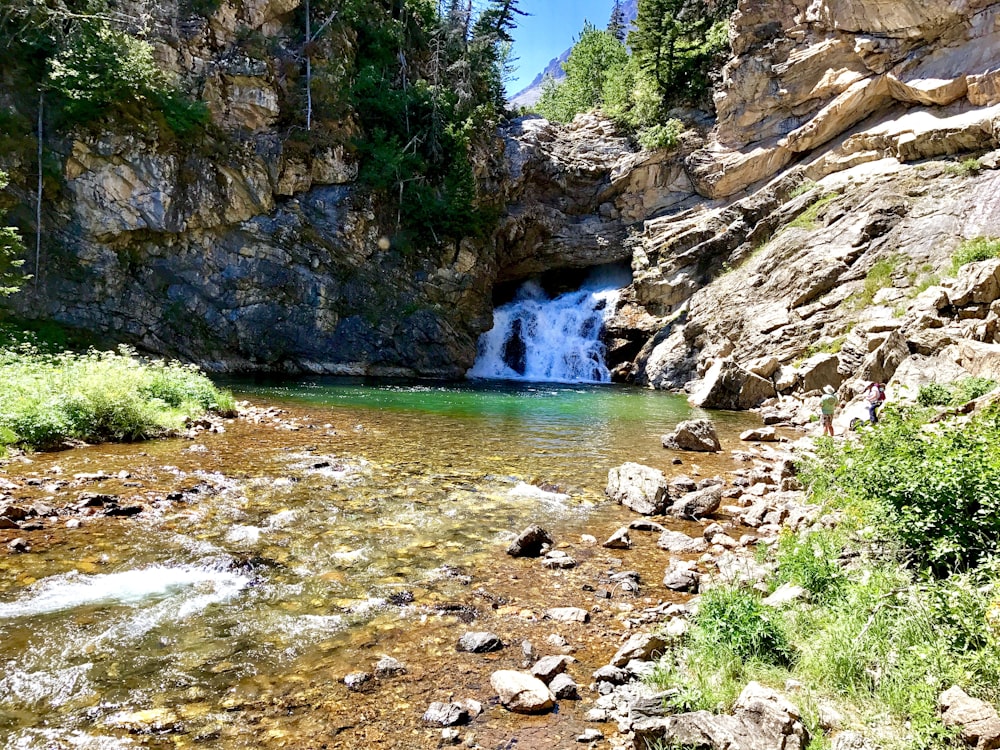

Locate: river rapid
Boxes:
[0,379,758,750]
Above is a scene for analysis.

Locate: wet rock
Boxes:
[65,518,82,529]
[105,505,143,517]
[611,632,670,667]
[657,530,707,554]
[609,570,642,594]
[388,590,415,606]
[106,708,182,734]
[490,670,555,714]
[667,475,698,498]
[542,550,577,568]
[740,427,778,442]
[606,463,670,515]
[668,485,723,519]
[663,560,700,592]
[544,607,590,623]
[0,517,19,530]
[7,538,30,553]
[422,701,469,727]
[507,525,554,557]
[593,665,630,685]
[603,527,632,549]
[531,655,573,683]
[343,672,373,692]
[457,632,503,653]
[76,492,118,508]
[374,656,406,678]
[577,728,603,742]
[629,519,667,533]
[0,504,28,521]
[440,727,460,744]
[551,673,580,700]
[661,419,721,452]
[939,684,1000,750]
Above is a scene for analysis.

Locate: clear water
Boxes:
[0,379,755,749]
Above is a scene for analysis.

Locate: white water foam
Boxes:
[9,729,134,750]
[507,482,571,504]
[467,266,629,383]
[0,565,250,619]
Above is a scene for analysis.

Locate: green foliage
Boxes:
[789,180,818,199]
[773,528,846,603]
[629,0,733,110]
[691,585,794,666]
[637,119,683,150]
[788,192,840,230]
[844,255,899,310]
[0,346,235,450]
[917,377,997,407]
[535,24,629,123]
[945,157,982,176]
[0,171,28,296]
[805,405,1000,574]
[951,237,1000,274]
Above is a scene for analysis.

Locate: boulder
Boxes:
[550,673,579,700]
[374,656,407,678]
[661,418,722,452]
[490,670,556,714]
[606,463,670,515]
[531,655,572,683]
[799,353,844,393]
[632,681,808,750]
[668,485,723,519]
[457,632,503,653]
[689,359,774,410]
[603,527,632,549]
[942,341,1000,382]
[422,702,468,727]
[662,560,700,592]
[611,632,670,667]
[740,427,778,442]
[506,525,553,557]
[889,354,970,400]
[948,259,1000,308]
[856,329,910,385]
[938,685,1000,750]
[657,530,708,554]
[544,607,590,623]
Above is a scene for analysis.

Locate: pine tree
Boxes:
[608,0,627,43]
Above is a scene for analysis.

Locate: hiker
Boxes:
[863,381,886,424]
[820,384,838,437]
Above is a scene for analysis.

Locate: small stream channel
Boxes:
[0,380,760,749]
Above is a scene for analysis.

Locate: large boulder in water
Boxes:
[506,524,553,557]
[661,419,721,452]
[606,463,670,515]
[490,670,556,714]
[668,485,723,519]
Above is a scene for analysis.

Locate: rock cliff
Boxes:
[3,0,1000,391]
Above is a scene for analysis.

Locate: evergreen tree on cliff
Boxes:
[608,0,627,42]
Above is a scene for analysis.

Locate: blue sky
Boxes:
[507,0,614,94]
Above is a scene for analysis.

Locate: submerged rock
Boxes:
[457,632,503,653]
[506,525,554,557]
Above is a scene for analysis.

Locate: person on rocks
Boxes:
[819,384,838,437]
[863,381,886,424]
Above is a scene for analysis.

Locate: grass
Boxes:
[0,345,235,451]
[843,255,900,310]
[951,237,1000,274]
[646,400,1000,749]
[945,157,982,177]
[788,193,840,230]
[789,180,818,199]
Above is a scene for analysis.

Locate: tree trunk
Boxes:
[35,90,43,292]
[305,0,312,130]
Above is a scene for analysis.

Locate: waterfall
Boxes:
[467,266,630,383]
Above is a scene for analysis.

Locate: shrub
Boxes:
[0,346,234,449]
[918,377,997,407]
[951,237,1000,274]
[788,193,840,230]
[844,255,900,310]
[773,528,846,603]
[637,119,683,151]
[690,585,794,666]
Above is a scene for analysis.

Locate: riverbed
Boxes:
[0,379,759,749]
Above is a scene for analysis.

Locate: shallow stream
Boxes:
[0,379,758,749]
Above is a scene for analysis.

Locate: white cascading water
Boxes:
[467,265,630,383]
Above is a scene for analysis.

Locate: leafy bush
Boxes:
[773,528,846,603]
[0,346,234,449]
[637,119,683,151]
[691,585,794,665]
[806,406,1000,574]
[951,237,1000,274]
[918,377,997,407]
